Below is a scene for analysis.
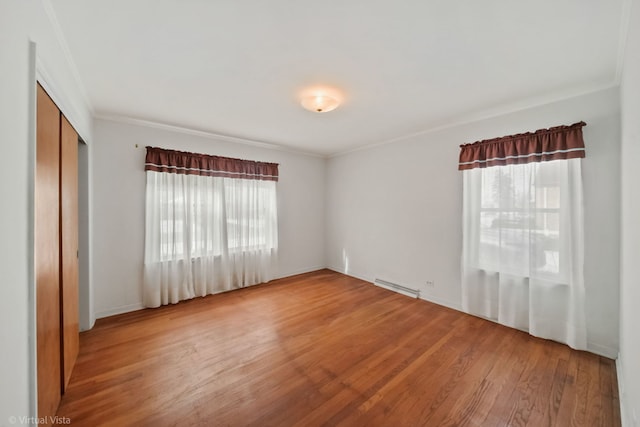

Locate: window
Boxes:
[473,161,564,281]
[459,122,587,350]
[143,147,279,307]
[155,177,277,261]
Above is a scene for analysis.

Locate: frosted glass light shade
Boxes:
[301,94,340,113]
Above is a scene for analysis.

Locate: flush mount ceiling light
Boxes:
[301,94,339,113]
[300,87,343,113]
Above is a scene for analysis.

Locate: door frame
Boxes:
[29,41,94,419]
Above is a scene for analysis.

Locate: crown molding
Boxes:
[98,82,618,161]
[615,0,634,84]
[94,114,326,158]
[42,0,94,114]
[330,83,620,158]
[35,55,92,142]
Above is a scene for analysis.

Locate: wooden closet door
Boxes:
[60,115,79,391]
[36,84,62,417]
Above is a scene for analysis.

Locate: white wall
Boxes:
[326,87,621,358]
[619,0,640,424]
[0,0,93,423]
[91,119,326,317]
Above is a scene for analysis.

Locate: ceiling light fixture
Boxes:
[301,94,340,113]
[299,87,342,113]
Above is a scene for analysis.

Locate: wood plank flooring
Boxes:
[56,269,620,426]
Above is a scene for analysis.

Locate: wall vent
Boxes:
[373,278,420,299]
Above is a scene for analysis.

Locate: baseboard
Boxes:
[96,303,145,319]
[94,268,622,368]
[617,356,629,427]
[587,341,619,359]
[327,266,463,313]
[79,317,95,332]
[326,266,372,284]
[418,292,463,312]
[617,355,638,427]
[328,266,618,359]
[277,266,327,280]
[92,267,326,320]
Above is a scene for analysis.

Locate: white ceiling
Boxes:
[51,0,625,156]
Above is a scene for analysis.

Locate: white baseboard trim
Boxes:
[325,267,372,284]
[92,267,327,321]
[587,341,619,359]
[96,303,145,319]
[326,267,463,312]
[616,355,637,427]
[79,318,95,333]
[617,356,629,427]
[327,266,618,360]
[418,292,463,312]
[276,266,327,279]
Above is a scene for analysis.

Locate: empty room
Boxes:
[2,1,640,426]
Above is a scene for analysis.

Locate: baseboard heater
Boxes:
[373,278,420,299]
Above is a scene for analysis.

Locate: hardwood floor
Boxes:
[56,270,620,426]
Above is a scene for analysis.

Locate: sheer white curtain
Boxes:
[459,122,588,349]
[143,148,278,307]
[462,158,586,350]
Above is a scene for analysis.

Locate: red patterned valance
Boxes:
[458,122,586,170]
[145,147,279,181]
